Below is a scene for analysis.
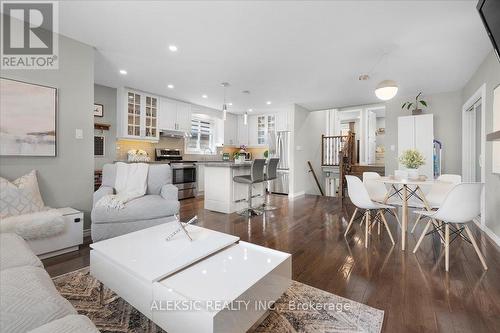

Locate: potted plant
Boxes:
[399,149,425,179]
[401,92,428,115]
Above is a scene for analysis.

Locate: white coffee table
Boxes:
[90,223,291,333]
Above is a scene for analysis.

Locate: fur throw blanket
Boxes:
[0,209,65,240]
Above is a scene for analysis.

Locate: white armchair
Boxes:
[91,163,179,242]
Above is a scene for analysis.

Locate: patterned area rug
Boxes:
[53,267,383,333]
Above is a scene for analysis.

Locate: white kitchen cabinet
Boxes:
[248,114,275,146]
[117,88,159,141]
[224,113,238,146]
[196,163,205,194]
[237,114,249,146]
[159,98,192,132]
[398,114,434,178]
[159,97,177,131]
[176,102,192,132]
[276,109,291,132]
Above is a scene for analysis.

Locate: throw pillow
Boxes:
[0,170,45,219]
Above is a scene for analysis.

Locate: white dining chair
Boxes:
[412,183,487,272]
[410,174,462,233]
[363,172,402,226]
[345,175,396,248]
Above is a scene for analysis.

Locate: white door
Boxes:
[159,97,177,130]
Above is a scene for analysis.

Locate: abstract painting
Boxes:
[0,78,57,156]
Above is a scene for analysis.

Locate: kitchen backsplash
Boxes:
[116,137,269,161]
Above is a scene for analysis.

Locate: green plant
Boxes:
[401,92,428,112]
[399,149,425,169]
[263,150,269,158]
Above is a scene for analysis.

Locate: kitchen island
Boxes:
[203,162,264,214]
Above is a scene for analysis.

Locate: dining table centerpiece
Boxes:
[399,149,425,179]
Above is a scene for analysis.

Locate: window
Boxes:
[186,116,215,154]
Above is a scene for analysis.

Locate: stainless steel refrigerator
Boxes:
[269,131,290,194]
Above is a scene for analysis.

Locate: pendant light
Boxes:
[375,80,398,101]
[221,82,229,121]
[244,112,248,125]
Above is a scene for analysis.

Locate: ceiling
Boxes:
[57,1,492,114]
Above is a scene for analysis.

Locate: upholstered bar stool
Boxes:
[233,159,266,217]
[261,158,280,211]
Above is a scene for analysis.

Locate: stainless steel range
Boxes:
[155,148,196,200]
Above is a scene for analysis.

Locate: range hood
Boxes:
[159,129,189,138]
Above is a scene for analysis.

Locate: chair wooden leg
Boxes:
[380,210,395,245]
[445,223,450,272]
[365,211,370,248]
[344,208,358,237]
[413,219,432,253]
[464,225,488,270]
[393,208,402,228]
[377,214,381,235]
[411,214,422,234]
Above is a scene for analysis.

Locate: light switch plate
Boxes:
[75,129,83,139]
[390,145,396,151]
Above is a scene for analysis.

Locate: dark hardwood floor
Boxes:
[43,194,500,333]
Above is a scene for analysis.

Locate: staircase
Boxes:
[321,132,385,197]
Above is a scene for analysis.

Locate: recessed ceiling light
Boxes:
[248,108,253,112]
[119,69,127,75]
[266,101,272,105]
[168,45,178,52]
[167,84,174,89]
[228,102,233,106]
[202,94,208,98]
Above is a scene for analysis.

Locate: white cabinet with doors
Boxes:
[224,113,238,146]
[158,98,192,132]
[276,109,291,132]
[398,114,434,178]
[117,88,159,141]
[236,114,249,146]
[248,114,276,146]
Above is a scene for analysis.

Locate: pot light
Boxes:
[248,108,253,112]
[228,102,233,106]
[168,45,178,52]
[266,101,272,105]
[375,80,398,101]
[202,94,208,99]
[119,69,127,75]
[167,84,174,89]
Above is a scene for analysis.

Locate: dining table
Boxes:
[377,177,441,251]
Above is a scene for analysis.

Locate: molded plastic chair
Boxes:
[363,172,402,226]
[233,159,266,216]
[345,175,396,248]
[410,174,462,233]
[412,183,487,272]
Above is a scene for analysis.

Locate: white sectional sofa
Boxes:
[0,233,99,333]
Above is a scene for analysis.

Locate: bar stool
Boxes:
[233,159,266,216]
[261,158,280,211]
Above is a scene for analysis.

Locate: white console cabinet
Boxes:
[27,207,84,259]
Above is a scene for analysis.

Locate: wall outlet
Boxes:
[75,129,83,139]
[390,144,396,151]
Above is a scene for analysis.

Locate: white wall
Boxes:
[462,51,500,241]
[291,104,326,196]
[0,35,95,228]
[384,90,463,175]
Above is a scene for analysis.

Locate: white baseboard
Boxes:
[83,228,91,238]
[473,219,500,248]
[289,191,305,199]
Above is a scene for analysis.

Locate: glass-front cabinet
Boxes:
[118,88,159,141]
[256,114,276,145]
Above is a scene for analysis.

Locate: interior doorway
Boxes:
[462,84,486,225]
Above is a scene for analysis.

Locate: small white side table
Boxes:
[27,207,84,259]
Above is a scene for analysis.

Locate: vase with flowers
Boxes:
[399,149,425,179]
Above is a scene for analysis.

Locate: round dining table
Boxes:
[377,177,440,251]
